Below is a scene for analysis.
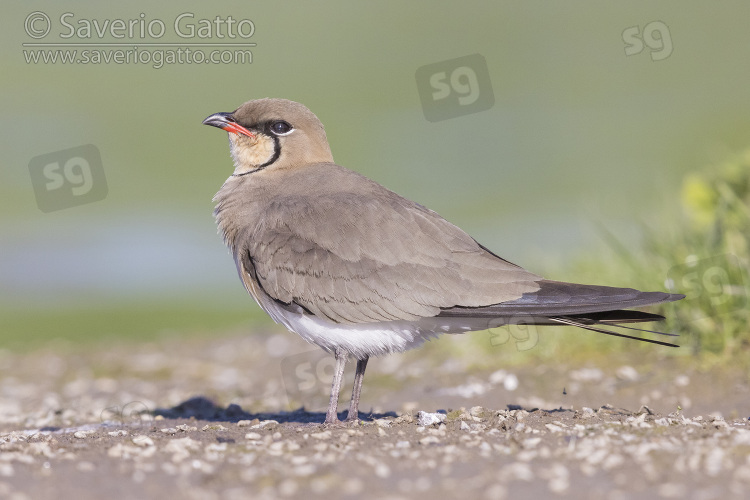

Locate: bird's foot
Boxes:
[323,418,348,428]
[323,413,361,427]
[323,418,339,426]
[323,411,345,426]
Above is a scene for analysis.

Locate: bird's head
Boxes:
[202,98,334,176]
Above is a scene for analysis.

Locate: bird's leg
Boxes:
[324,348,347,425]
[345,357,369,423]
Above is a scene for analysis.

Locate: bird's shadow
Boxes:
[151,398,585,425]
[152,396,398,425]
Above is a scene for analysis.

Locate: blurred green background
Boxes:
[1,1,749,354]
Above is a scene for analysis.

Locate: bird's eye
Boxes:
[269,121,293,136]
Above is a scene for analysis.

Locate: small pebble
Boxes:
[132,435,154,447]
[503,374,519,391]
[417,411,446,426]
[419,436,440,445]
[248,420,278,430]
[616,365,639,382]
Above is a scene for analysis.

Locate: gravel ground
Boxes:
[0,328,748,500]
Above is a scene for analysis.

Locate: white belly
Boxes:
[250,281,491,359]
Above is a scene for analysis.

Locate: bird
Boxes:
[202,98,684,425]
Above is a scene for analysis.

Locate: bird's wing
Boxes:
[243,191,542,324]
[439,280,684,318]
[438,280,685,347]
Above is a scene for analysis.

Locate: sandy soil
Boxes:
[0,328,748,500]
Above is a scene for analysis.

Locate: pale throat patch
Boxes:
[229,133,276,174]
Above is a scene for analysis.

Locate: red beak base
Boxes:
[221,121,255,138]
[202,112,255,138]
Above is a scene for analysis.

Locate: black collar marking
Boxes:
[232,129,282,177]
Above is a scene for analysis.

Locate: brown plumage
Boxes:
[218,162,543,324]
[203,98,684,425]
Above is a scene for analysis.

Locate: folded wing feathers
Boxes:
[248,193,541,324]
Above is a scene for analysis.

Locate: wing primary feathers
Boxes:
[550,316,679,348]
[602,322,680,337]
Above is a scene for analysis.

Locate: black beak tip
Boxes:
[202,112,233,128]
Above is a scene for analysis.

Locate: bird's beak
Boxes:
[202,112,255,138]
